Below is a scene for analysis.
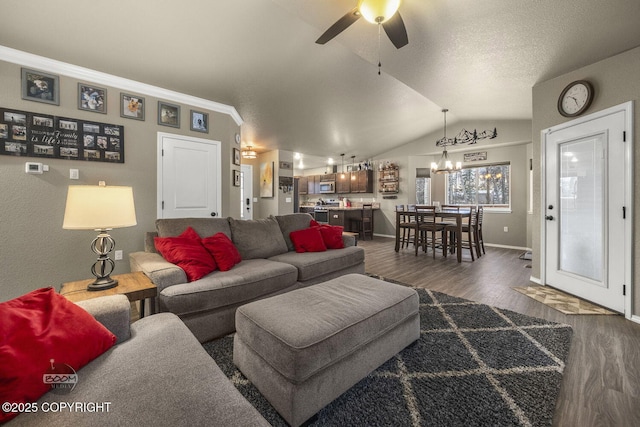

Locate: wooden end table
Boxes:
[60,271,157,318]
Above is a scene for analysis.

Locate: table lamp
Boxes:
[63,181,137,291]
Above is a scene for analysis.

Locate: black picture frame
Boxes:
[158,101,180,128]
[120,93,145,121]
[21,68,59,105]
[233,148,240,166]
[190,110,208,133]
[78,83,107,114]
[233,169,241,187]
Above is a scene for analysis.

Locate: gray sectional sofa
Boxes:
[130,213,365,342]
[7,295,270,426]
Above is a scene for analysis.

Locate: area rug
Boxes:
[513,285,618,315]
[203,282,573,426]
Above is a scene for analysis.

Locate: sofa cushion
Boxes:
[275,213,315,251]
[156,217,232,239]
[290,227,327,253]
[229,217,288,260]
[0,288,116,423]
[202,233,242,271]
[316,224,345,249]
[159,259,298,316]
[154,227,217,282]
[268,246,365,282]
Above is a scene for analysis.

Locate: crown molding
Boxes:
[0,45,243,126]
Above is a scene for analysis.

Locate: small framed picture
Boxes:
[78,83,107,113]
[120,93,145,121]
[158,101,180,128]
[233,169,241,187]
[190,110,208,133]
[21,68,59,105]
[233,148,241,166]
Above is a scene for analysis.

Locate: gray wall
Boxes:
[244,149,295,219]
[0,60,240,301]
[532,46,640,315]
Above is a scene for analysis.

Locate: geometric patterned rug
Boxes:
[203,284,573,427]
[513,285,618,315]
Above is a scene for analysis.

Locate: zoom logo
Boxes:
[43,359,78,394]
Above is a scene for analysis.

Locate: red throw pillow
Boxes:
[318,225,345,249]
[290,227,327,253]
[310,219,320,227]
[154,228,217,282]
[0,288,116,423]
[201,233,242,271]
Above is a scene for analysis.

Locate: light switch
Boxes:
[70,169,79,180]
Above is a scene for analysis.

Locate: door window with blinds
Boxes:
[415,168,431,205]
[445,163,510,209]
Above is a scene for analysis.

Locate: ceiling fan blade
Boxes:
[315,7,361,44]
[382,11,408,49]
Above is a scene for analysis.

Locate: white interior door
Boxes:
[543,103,632,313]
[157,132,221,219]
[241,164,253,220]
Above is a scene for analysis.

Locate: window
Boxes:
[445,163,510,208]
[415,168,431,205]
[416,177,431,205]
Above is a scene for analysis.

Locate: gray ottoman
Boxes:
[233,273,420,426]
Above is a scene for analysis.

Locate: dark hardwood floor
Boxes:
[358,237,640,427]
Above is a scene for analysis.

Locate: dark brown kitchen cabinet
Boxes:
[321,173,336,182]
[328,210,345,227]
[297,176,308,195]
[336,172,351,194]
[353,170,373,193]
[307,175,320,194]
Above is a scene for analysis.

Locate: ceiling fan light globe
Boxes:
[358,0,401,24]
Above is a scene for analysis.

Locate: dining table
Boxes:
[394,208,473,263]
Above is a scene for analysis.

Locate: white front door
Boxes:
[543,103,632,313]
[157,132,221,219]
[241,164,253,220]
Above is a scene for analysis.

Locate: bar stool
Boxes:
[444,206,477,261]
[351,204,373,240]
[414,206,445,259]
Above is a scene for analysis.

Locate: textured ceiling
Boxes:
[1,0,639,169]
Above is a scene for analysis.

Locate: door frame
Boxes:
[540,101,633,319]
[241,164,253,220]
[156,132,222,219]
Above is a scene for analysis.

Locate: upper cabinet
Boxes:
[352,170,373,193]
[336,172,351,194]
[297,176,308,195]
[379,166,399,194]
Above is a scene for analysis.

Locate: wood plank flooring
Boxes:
[358,237,640,427]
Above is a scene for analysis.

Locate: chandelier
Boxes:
[431,109,461,174]
[242,146,257,159]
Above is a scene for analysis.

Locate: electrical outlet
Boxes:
[503,226,509,232]
[114,250,123,261]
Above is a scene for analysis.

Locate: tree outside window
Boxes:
[446,164,510,207]
[416,177,431,205]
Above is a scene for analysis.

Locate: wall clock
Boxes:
[557,80,594,117]
[235,133,241,144]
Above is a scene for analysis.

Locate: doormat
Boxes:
[513,286,618,315]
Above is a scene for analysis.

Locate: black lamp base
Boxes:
[87,276,119,291]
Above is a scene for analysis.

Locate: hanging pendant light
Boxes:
[351,155,357,180]
[340,154,346,179]
[431,109,462,174]
[242,145,257,159]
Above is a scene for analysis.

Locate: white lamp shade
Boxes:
[63,185,137,230]
[358,0,401,24]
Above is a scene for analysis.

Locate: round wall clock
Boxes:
[235,133,241,144]
[558,80,594,117]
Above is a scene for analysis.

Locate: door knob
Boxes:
[545,215,554,220]
[211,212,217,217]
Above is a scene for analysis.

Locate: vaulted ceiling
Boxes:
[1,0,639,167]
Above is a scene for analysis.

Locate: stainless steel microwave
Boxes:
[319,181,335,194]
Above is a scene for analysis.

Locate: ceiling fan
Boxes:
[315,0,408,49]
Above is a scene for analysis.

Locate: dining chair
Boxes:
[414,205,445,259]
[476,206,486,255]
[444,206,477,261]
[396,205,415,249]
[351,204,373,240]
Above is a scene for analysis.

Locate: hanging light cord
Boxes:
[377,24,382,75]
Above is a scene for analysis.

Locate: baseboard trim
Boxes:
[529,276,541,285]
[631,315,640,325]
[0,45,243,125]
[485,243,530,251]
